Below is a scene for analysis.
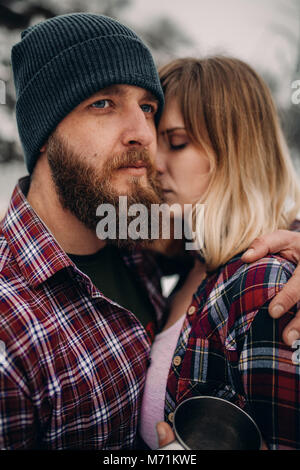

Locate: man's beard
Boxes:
[46,131,163,249]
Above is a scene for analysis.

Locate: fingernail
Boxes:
[287,329,300,345]
[157,424,166,441]
[242,248,254,258]
[270,304,284,318]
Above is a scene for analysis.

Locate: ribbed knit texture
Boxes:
[11,13,164,174]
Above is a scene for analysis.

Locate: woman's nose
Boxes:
[155,145,167,174]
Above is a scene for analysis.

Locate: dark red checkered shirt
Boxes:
[0,177,166,449]
[164,254,300,449]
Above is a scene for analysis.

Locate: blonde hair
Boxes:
[159,57,300,271]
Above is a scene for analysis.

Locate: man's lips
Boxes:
[117,161,148,175]
[118,160,147,169]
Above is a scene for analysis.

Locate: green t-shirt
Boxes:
[68,245,156,340]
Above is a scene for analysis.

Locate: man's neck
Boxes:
[26,156,106,256]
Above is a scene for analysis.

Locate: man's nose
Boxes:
[155,145,167,174]
[121,107,155,148]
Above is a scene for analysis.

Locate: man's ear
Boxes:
[40,144,46,153]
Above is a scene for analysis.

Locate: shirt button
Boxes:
[168,412,174,423]
[188,305,196,315]
[173,355,182,366]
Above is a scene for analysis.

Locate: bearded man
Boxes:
[0,13,166,450]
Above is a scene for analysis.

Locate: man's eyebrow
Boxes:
[90,86,159,103]
[141,90,159,104]
[91,85,125,98]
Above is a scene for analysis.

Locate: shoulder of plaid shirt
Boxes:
[163,239,300,450]
[0,176,176,450]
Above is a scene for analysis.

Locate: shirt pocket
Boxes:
[175,336,247,411]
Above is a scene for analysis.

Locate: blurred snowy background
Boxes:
[0,0,300,217]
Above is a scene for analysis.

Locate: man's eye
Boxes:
[91,99,111,109]
[141,104,155,114]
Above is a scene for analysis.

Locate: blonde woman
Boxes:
[139,57,300,450]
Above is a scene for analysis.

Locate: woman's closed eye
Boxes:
[168,135,189,150]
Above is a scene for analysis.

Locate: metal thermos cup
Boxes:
[159,396,262,450]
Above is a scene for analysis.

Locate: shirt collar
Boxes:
[1,176,73,287]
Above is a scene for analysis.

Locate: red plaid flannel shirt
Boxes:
[165,254,300,449]
[0,177,166,449]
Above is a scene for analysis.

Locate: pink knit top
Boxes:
[139,314,186,449]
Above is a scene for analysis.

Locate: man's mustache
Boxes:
[109,149,155,173]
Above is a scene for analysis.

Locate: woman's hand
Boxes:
[242,229,300,346]
[156,422,175,448]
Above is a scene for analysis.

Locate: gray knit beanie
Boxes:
[11,13,164,174]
